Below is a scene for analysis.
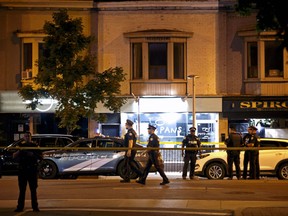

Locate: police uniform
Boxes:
[225,127,243,179]
[121,120,142,182]
[249,131,260,179]
[182,127,201,179]
[14,140,42,212]
[242,126,260,179]
[137,124,169,185]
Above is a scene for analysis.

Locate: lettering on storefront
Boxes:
[240,101,288,109]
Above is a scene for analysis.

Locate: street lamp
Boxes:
[187,75,199,128]
[132,93,140,141]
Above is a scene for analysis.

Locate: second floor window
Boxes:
[126,30,193,82]
[148,43,167,79]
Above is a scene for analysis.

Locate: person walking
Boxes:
[181,127,201,180]
[136,124,169,185]
[13,132,42,212]
[225,125,243,180]
[120,119,143,183]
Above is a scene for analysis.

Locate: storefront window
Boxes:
[122,112,219,145]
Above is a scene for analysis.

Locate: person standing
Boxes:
[242,127,252,179]
[13,132,42,212]
[249,126,260,179]
[136,124,169,185]
[120,119,142,183]
[225,125,243,180]
[181,127,201,180]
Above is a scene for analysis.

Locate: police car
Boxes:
[0,134,80,174]
[39,136,150,179]
[195,138,288,180]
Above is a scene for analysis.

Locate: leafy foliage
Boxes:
[18,9,126,134]
[236,0,288,49]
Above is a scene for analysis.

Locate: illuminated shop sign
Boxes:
[223,98,288,112]
[240,101,288,109]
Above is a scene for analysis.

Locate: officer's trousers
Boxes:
[17,170,38,210]
[182,152,197,178]
[249,150,259,179]
[242,150,251,179]
[227,151,241,179]
[123,150,143,181]
[141,151,169,183]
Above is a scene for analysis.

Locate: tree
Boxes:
[236,0,288,50]
[19,9,126,134]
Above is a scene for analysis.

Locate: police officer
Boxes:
[136,124,169,185]
[182,127,201,180]
[242,127,252,179]
[225,125,243,180]
[243,126,260,179]
[13,132,42,212]
[120,119,142,183]
[249,126,260,179]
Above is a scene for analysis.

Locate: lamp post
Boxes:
[132,93,140,141]
[187,75,199,128]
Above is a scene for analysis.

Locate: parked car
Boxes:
[195,138,288,180]
[39,136,153,179]
[0,134,80,174]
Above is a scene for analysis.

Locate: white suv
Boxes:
[195,138,288,180]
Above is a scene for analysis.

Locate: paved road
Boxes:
[0,174,288,216]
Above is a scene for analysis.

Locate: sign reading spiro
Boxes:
[240,101,288,109]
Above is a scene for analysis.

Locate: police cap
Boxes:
[126,119,134,126]
[147,124,156,130]
[189,127,196,132]
[248,126,258,131]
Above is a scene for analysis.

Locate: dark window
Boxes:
[132,43,142,79]
[265,41,283,77]
[260,141,279,147]
[247,42,258,78]
[174,43,184,79]
[57,138,73,147]
[38,138,57,148]
[23,43,32,70]
[149,43,167,79]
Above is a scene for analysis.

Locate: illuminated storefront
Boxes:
[119,97,222,145]
[223,96,288,138]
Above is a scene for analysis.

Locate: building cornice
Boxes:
[0,0,94,9]
[95,1,221,12]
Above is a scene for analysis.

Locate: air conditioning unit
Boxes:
[22,69,32,79]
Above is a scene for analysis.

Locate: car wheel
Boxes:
[117,160,139,180]
[277,163,288,180]
[38,160,58,179]
[205,162,225,179]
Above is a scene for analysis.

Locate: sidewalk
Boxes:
[0,174,287,216]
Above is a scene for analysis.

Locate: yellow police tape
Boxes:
[2,146,287,151]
